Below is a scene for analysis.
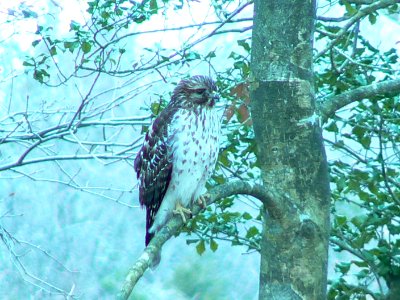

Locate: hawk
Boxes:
[134,75,220,246]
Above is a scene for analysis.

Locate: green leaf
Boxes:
[343,0,357,15]
[101,11,110,19]
[352,125,366,140]
[242,212,252,220]
[50,46,57,56]
[245,226,259,239]
[213,175,226,185]
[23,61,34,67]
[32,39,41,47]
[335,176,346,192]
[356,269,370,280]
[368,13,377,25]
[205,51,216,59]
[336,262,351,274]
[237,39,250,52]
[353,260,369,268]
[335,215,347,226]
[35,26,43,34]
[387,224,400,235]
[210,239,218,252]
[185,51,200,61]
[64,41,79,53]
[352,169,369,181]
[186,239,199,245]
[347,179,360,192]
[388,4,399,14]
[22,9,38,18]
[33,69,50,83]
[368,182,379,195]
[196,240,205,255]
[325,121,338,133]
[81,41,92,54]
[231,239,242,246]
[70,20,81,31]
[358,190,370,202]
[150,0,158,12]
[351,215,367,229]
[115,8,124,16]
[219,151,232,167]
[233,61,248,71]
[360,136,371,149]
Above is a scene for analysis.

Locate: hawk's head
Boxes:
[171,75,219,109]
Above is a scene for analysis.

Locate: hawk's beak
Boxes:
[209,92,219,107]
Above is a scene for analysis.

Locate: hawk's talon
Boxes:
[197,194,210,208]
[173,203,192,223]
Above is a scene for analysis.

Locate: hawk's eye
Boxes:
[193,88,206,95]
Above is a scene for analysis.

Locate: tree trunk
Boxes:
[250,1,331,299]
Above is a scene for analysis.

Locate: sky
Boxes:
[0,0,399,298]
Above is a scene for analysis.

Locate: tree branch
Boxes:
[317,78,400,123]
[117,180,282,300]
[80,1,253,77]
[315,0,399,60]
[88,17,253,60]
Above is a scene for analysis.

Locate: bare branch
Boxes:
[9,169,138,207]
[117,180,285,300]
[0,153,135,172]
[79,1,253,76]
[67,71,102,129]
[0,224,73,297]
[332,47,398,73]
[324,138,400,189]
[317,78,400,123]
[88,17,253,60]
[0,116,151,143]
[315,0,399,60]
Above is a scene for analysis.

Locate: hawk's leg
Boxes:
[173,202,192,223]
[197,193,210,208]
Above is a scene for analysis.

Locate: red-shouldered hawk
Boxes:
[134,75,220,246]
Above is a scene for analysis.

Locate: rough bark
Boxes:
[250,1,331,299]
[386,275,400,300]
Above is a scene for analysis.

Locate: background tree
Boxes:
[0,0,399,299]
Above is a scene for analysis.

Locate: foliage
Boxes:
[169,260,227,299]
[316,2,400,298]
[1,0,400,298]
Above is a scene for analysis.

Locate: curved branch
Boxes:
[317,78,400,123]
[117,180,283,300]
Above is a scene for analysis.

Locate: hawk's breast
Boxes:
[167,106,220,206]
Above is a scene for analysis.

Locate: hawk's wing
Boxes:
[134,107,177,245]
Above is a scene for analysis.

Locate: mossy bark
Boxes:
[250,1,331,299]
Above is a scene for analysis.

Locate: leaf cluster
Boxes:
[317,2,400,298]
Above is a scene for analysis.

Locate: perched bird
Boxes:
[134,75,220,246]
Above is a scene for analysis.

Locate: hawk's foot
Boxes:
[197,194,210,208]
[173,203,192,223]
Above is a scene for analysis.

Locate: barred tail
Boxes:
[145,208,155,246]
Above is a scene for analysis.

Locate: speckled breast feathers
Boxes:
[134,75,220,246]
